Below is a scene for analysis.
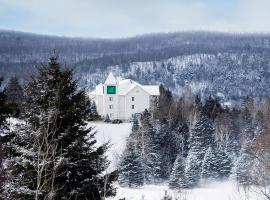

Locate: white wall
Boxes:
[92,85,154,121]
[125,86,150,120]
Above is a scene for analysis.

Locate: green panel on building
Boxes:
[107,85,116,94]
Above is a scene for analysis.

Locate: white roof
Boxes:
[104,72,117,85]
[90,72,160,96]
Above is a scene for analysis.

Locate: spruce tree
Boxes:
[88,100,100,121]
[184,113,215,188]
[234,141,254,186]
[2,54,117,200]
[0,77,11,129]
[104,114,111,123]
[169,155,186,189]
[4,76,24,117]
[118,140,144,187]
[140,109,162,183]
[0,76,12,196]
[201,147,232,182]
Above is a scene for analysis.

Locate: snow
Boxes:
[90,121,262,200]
[104,72,117,84]
[90,72,159,96]
[112,181,260,200]
[88,121,132,170]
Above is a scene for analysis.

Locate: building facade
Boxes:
[90,72,160,121]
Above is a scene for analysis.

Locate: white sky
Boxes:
[0,0,270,38]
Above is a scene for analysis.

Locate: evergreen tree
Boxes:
[118,140,144,187]
[88,100,101,121]
[0,77,11,129]
[241,96,255,140]
[234,141,254,186]
[155,85,173,120]
[132,116,139,133]
[140,109,162,183]
[2,54,117,200]
[104,114,111,123]
[0,76,12,196]
[4,76,24,117]
[169,155,186,189]
[201,147,232,182]
[226,108,241,159]
[184,113,215,188]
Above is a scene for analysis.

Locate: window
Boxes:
[107,85,116,94]
[132,105,135,109]
[109,105,113,109]
[109,97,113,101]
[110,113,113,118]
[132,97,135,101]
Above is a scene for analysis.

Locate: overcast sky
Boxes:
[0,0,270,38]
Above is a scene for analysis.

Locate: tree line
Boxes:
[118,85,270,198]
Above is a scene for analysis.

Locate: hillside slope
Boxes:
[1,30,270,100]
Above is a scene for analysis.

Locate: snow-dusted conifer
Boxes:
[140,109,162,183]
[104,114,111,123]
[2,53,117,200]
[118,140,144,187]
[4,76,24,117]
[234,141,254,186]
[201,147,232,182]
[169,155,186,189]
[184,113,214,188]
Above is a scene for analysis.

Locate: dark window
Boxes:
[132,105,134,109]
[132,97,135,101]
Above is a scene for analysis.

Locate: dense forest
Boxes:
[1,30,270,101]
[118,85,270,199]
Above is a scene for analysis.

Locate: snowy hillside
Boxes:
[80,52,270,101]
[2,30,270,101]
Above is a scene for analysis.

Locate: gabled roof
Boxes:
[90,72,160,96]
[104,72,117,85]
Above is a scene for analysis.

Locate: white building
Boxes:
[90,72,160,121]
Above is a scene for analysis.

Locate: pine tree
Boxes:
[169,155,186,189]
[226,108,241,159]
[4,76,24,117]
[234,141,254,186]
[140,109,162,183]
[0,77,11,129]
[0,76,12,196]
[132,116,139,133]
[104,114,111,123]
[201,147,232,182]
[184,113,215,188]
[88,100,100,121]
[241,96,255,140]
[118,140,144,187]
[2,54,117,200]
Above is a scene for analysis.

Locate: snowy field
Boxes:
[89,122,261,200]
[112,182,262,200]
[88,121,132,170]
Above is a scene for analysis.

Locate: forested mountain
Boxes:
[1,30,270,101]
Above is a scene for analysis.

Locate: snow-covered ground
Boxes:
[89,121,262,200]
[88,121,132,170]
[112,181,261,200]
